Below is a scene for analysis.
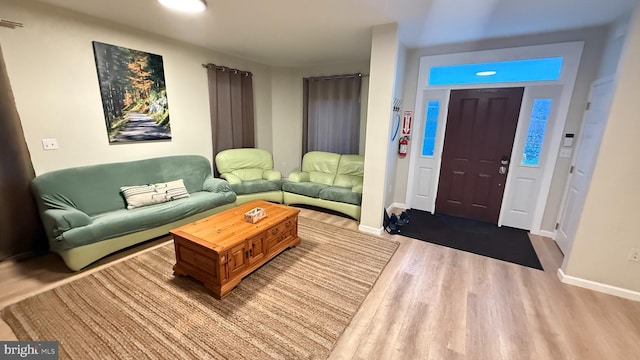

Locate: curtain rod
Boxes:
[0,19,24,29]
[305,73,368,81]
[202,63,252,77]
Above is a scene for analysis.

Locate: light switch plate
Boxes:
[559,148,572,158]
[42,138,59,150]
[563,137,574,147]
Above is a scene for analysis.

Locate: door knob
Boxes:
[499,155,509,175]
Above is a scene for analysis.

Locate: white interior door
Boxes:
[407,89,450,212]
[555,77,615,254]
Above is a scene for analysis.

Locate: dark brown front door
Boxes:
[436,87,524,223]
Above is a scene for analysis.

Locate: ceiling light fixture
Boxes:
[158,0,207,13]
[476,71,497,76]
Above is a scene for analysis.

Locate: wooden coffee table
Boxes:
[170,200,300,299]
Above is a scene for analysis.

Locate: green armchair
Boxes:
[215,148,283,204]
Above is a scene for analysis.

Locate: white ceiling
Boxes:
[36,0,639,67]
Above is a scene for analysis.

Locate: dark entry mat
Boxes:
[398,209,543,270]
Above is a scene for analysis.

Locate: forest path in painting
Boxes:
[111,112,171,142]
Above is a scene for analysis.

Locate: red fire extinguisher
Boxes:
[398,136,409,158]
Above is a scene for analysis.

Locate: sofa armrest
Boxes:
[203,177,234,193]
[288,171,310,183]
[42,208,92,237]
[352,184,364,194]
[263,169,282,181]
[219,173,242,185]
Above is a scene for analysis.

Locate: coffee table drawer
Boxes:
[266,228,294,253]
[266,216,296,240]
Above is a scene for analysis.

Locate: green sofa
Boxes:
[215,148,283,205]
[283,151,364,220]
[31,155,236,271]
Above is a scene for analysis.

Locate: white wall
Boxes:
[0,1,272,175]
[393,26,607,232]
[563,8,640,293]
[597,14,632,78]
[360,23,400,232]
[270,68,302,176]
[270,61,370,176]
[384,43,407,209]
[1,1,370,187]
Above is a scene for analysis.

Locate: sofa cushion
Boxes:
[230,179,282,195]
[262,169,282,182]
[301,151,341,185]
[282,181,329,198]
[51,191,234,251]
[215,148,275,178]
[287,171,310,183]
[203,177,235,193]
[319,186,363,206]
[220,173,242,185]
[309,171,335,186]
[230,168,264,181]
[334,155,364,188]
[41,208,92,238]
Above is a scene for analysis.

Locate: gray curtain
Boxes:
[303,74,362,154]
[206,64,255,162]
[0,44,46,260]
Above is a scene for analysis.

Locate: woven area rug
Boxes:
[2,218,398,359]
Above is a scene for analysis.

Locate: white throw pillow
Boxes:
[121,179,190,209]
[155,179,190,201]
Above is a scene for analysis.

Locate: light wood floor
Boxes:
[2,208,640,359]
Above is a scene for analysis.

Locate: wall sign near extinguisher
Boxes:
[398,136,409,158]
[398,111,412,158]
[402,111,413,135]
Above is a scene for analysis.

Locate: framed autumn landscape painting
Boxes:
[92,41,171,143]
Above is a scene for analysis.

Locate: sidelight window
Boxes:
[421,100,440,157]
[521,98,553,166]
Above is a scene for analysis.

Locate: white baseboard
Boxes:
[557,269,640,302]
[359,224,383,236]
[386,202,407,214]
[533,229,556,239]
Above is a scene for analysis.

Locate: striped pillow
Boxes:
[121,179,190,209]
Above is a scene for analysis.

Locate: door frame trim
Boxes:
[406,41,584,233]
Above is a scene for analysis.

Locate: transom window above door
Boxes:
[428,57,564,86]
